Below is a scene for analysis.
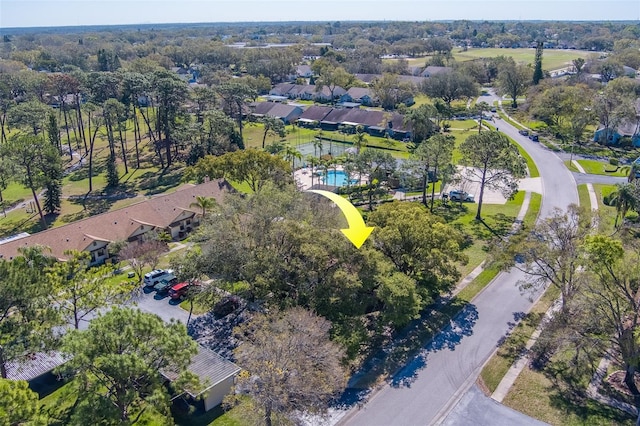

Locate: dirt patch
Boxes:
[605,370,640,397]
[476,376,491,396]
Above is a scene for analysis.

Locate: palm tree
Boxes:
[313,137,323,159]
[620,159,640,183]
[604,183,638,228]
[283,145,302,169]
[353,126,368,154]
[305,155,318,187]
[190,196,218,218]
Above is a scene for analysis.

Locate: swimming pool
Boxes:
[321,170,357,187]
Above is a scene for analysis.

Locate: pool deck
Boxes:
[294,166,541,205]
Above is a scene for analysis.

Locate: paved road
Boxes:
[343,91,578,426]
[441,385,548,426]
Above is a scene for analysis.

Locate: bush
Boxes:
[609,158,619,166]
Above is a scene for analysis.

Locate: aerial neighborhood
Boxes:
[1,14,640,426]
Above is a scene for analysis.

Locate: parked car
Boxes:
[143,269,165,287]
[144,269,176,287]
[154,277,178,294]
[529,133,539,142]
[168,281,191,299]
[449,190,475,202]
[518,129,529,136]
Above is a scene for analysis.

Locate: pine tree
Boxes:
[46,113,61,153]
[106,152,119,188]
[43,165,62,214]
[533,41,544,85]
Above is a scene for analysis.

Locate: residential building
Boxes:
[0,179,231,265]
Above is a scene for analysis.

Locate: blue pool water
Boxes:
[322,170,357,187]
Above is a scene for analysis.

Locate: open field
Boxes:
[453,48,593,70]
[398,48,594,71]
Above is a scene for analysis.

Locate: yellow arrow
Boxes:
[308,190,374,249]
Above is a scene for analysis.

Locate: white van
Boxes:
[144,269,176,287]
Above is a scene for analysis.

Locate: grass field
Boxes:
[398,48,594,71]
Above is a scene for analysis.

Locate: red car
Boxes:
[168,282,190,299]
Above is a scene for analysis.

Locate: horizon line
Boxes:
[2,18,639,32]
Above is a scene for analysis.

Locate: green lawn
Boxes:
[455,193,541,301]
[569,159,628,177]
[394,48,592,71]
[503,365,634,425]
[451,48,592,70]
[593,183,620,233]
[452,190,526,277]
[577,184,590,210]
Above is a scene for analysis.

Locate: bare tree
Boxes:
[230,308,347,426]
[119,237,169,283]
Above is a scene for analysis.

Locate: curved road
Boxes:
[342,92,579,426]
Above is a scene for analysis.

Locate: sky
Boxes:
[1,0,639,29]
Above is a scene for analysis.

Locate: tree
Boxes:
[352,126,368,154]
[185,149,292,193]
[260,116,285,149]
[603,182,640,228]
[46,250,132,330]
[42,149,63,215]
[572,57,585,75]
[2,133,60,228]
[58,308,198,424]
[0,247,57,379]
[353,149,396,210]
[312,60,354,105]
[421,70,478,110]
[371,73,416,110]
[459,131,527,220]
[593,86,636,144]
[6,99,49,136]
[119,238,169,283]
[46,112,61,154]
[532,41,544,85]
[410,133,454,210]
[368,202,467,298]
[216,81,257,146]
[189,195,218,218]
[529,84,596,145]
[578,235,640,416]
[499,205,592,315]
[403,104,438,143]
[496,58,533,108]
[152,70,188,167]
[0,378,39,426]
[232,308,347,426]
[282,145,302,169]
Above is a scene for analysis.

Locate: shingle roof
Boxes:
[346,87,373,99]
[0,180,232,261]
[163,345,241,397]
[6,351,67,381]
[251,102,303,121]
[299,105,332,122]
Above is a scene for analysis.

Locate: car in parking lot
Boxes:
[144,269,176,287]
[168,282,191,299]
[154,277,178,294]
[448,190,475,202]
[518,129,529,136]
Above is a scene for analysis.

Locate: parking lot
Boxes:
[128,283,191,324]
